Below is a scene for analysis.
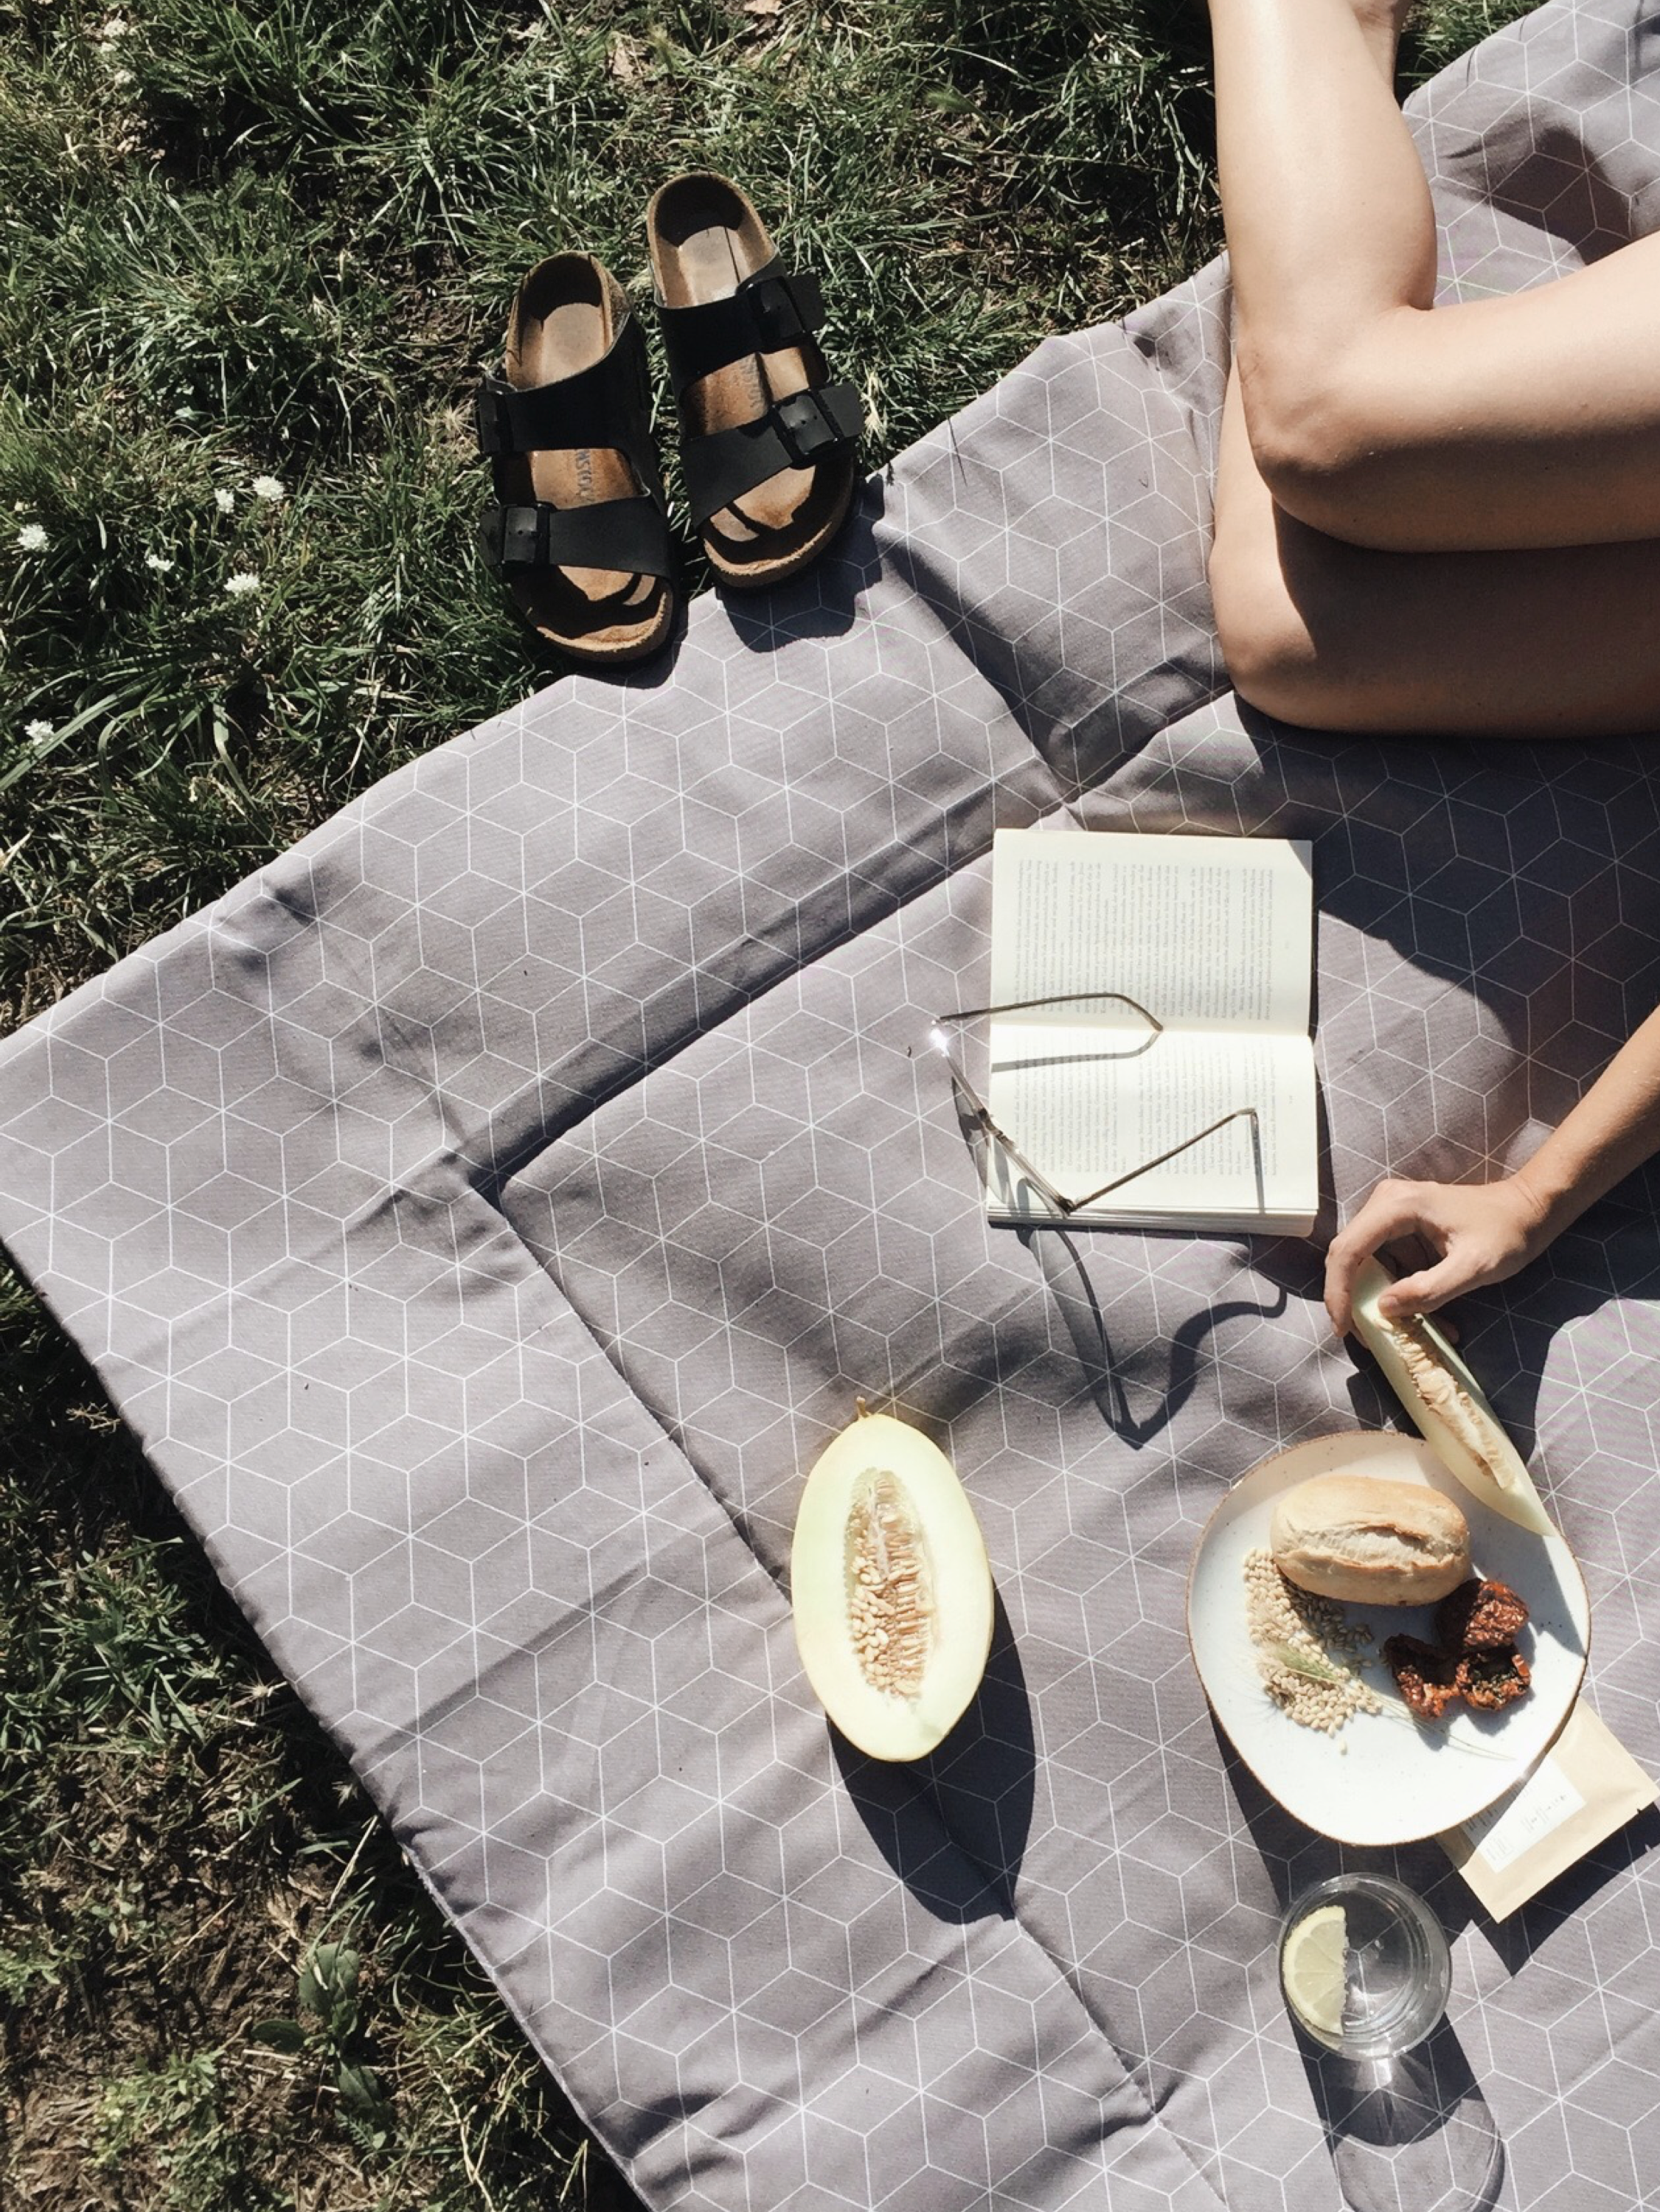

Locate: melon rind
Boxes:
[790,1410,995,1761]
[1351,1259,1556,1538]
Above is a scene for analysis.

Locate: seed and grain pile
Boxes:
[1244,1547,1381,1733]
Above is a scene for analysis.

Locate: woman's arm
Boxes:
[1324,1003,1660,1333]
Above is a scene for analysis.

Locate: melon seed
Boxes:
[1389,1321,1505,1484]
[844,1467,934,1697]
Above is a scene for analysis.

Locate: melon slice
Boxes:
[1351,1259,1556,1538]
[790,1407,995,1761]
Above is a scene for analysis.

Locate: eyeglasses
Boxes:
[927,990,1261,1220]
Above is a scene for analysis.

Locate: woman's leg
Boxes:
[1209,374,1660,735]
[1209,0,1660,552]
[1209,0,1660,733]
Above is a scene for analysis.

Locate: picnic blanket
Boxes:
[5,2,1660,2205]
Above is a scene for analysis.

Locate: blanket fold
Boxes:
[5,5,1660,2207]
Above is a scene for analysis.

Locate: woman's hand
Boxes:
[1327,1006,1660,1337]
[1324,1174,1553,1336]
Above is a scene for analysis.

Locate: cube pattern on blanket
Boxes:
[4,3,1660,2206]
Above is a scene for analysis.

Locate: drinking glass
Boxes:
[1280,1873,1452,2060]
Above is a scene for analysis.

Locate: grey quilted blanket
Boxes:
[4,4,1660,2205]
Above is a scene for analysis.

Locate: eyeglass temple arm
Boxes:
[932,991,1164,1035]
[1066,1105,1261,1211]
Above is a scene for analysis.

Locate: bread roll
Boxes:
[1269,1474,1470,1605]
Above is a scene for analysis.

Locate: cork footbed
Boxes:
[497,255,674,663]
[647,175,856,589]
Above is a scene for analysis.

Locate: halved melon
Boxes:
[790,1407,995,1761]
[1351,1259,1556,1538]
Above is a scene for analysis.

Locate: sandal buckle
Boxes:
[773,388,841,466]
[746,271,818,352]
[500,506,546,568]
[474,384,515,456]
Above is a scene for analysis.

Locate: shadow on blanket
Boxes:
[722,483,888,653]
[1032,1223,1294,1447]
[1310,2028,1506,2212]
[832,1589,1035,1920]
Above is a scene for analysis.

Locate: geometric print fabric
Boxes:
[4,4,1660,2207]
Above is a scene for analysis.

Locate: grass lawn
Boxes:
[0,0,1534,2203]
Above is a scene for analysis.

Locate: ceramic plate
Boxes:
[1187,1430,1590,1845]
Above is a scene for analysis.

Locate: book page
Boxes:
[988,830,1313,1036]
[984,1023,1316,1221]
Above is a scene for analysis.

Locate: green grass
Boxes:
[0,0,1537,2203]
[0,0,1232,1026]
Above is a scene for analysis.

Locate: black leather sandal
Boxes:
[646,174,861,590]
[476,254,676,664]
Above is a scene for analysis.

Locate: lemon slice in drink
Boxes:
[1281,1904,1349,2044]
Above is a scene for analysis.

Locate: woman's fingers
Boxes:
[1324,1180,1444,1334]
[1324,1175,1545,1335]
[1372,1252,1476,1318]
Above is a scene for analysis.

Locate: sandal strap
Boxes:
[657,259,826,397]
[473,314,657,483]
[479,496,675,580]
[681,381,863,527]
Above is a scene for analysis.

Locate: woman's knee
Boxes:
[1246,396,1381,544]
[1211,531,1434,733]
[1207,529,1331,728]
[1234,335,1412,547]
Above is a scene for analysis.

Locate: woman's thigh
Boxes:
[1209,373,1660,737]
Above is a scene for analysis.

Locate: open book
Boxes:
[980,829,1317,1234]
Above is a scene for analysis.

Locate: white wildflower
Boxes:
[251,474,285,503]
[99,14,131,37]
[15,524,48,552]
[144,552,174,573]
[111,66,134,85]
[224,571,260,598]
[24,719,53,742]
[215,489,235,514]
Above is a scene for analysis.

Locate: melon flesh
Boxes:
[790,1410,995,1761]
[1351,1259,1555,1537]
